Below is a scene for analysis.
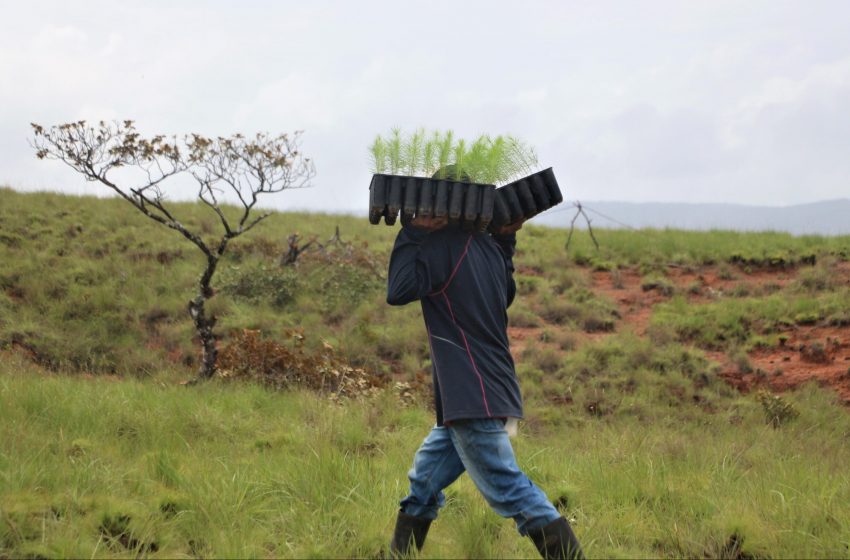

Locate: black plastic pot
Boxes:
[487,167,563,232]
[369,174,496,232]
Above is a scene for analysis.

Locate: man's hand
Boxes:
[407,215,448,232]
[495,220,524,236]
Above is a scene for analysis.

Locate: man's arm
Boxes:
[386,216,448,306]
[492,222,522,308]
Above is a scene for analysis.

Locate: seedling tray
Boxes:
[488,167,563,232]
[369,174,496,232]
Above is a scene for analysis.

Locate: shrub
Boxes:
[522,346,563,374]
[581,308,616,333]
[516,275,542,296]
[828,308,850,327]
[793,310,819,325]
[311,261,383,322]
[550,267,586,295]
[641,274,675,296]
[794,261,837,292]
[219,263,301,308]
[800,342,830,364]
[730,283,752,298]
[509,305,542,328]
[537,298,583,326]
[756,390,799,428]
[646,323,677,346]
[552,330,579,351]
[717,265,736,280]
[217,329,384,399]
[730,348,753,374]
[685,281,702,295]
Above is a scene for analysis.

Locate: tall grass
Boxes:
[651,290,850,351]
[2,353,849,558]
[0,188,400,377]
[2,187,848,381]
[543,227,850,269]
[3,188,850,557]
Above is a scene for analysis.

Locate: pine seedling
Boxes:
[368,128,539,184]
[453,139,468,182]
[405,128,425,176]
[436,130,455,179]
[387,128,403,174]
[482,136,511,185]
[369,136,387,174]
[465,136,491,183]
[422,131,439,177]
[504,136,539,179]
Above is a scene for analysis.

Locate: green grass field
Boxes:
[2,187,850,558]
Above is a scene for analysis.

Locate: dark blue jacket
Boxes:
[387,225,523,425]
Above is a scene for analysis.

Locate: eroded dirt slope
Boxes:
[510,261,850,403]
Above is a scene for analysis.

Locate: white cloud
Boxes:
[2,0,850,208]
[233,74,337,130]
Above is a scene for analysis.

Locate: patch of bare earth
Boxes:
[591,268,656,335]
[714,328,850,402]
[511,262,850,404]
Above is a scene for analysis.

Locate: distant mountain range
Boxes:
[530,199,850,236]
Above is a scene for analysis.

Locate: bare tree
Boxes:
[31,120,315,380]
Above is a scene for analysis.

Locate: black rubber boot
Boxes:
[527,517,585,560]
[389,510,432,558]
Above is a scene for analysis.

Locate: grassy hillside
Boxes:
[3,352,850,558]
[2,187,850,558]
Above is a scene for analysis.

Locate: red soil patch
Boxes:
[590,268,657,335]
[509,261,850,404]
[714,327,850,402]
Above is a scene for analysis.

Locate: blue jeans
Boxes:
[399,419,561,535]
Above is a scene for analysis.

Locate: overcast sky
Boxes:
[2,0,849,212]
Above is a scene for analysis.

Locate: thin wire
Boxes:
[582,205,635,230]
[535,202,636,230]
[535,205,575,216]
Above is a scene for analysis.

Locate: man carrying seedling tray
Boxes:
[383,162,584,558]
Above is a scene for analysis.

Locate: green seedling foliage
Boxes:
[483,135,508,184]
[404,128,424,176]
[369,136,387,174]
[369,129,539,185]
[464,135,491,183]
[436,130,455,179]
[422,132,438,177]
[387,127,403,174]
[453,139,468,182]
[505,136,538,179]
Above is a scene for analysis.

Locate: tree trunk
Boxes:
[189,253,221,379]
[189,295,217,379]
